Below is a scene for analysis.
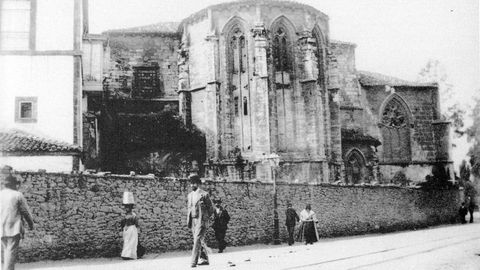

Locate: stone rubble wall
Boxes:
[14,172,460,262]
[105,33,180,98]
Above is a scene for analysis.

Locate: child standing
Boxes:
[459,202,468,224]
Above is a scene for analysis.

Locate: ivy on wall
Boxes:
[100,107,205,176]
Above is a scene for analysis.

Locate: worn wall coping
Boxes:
[13,171,459,191]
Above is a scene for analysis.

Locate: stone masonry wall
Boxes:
[363,85,438,162]
[14,172,460,262]
[106,33,180,98]
[329,41,361,108]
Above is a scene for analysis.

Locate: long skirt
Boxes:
[303,221,318,243]
[121,225,138,259]
[297,221,319,244]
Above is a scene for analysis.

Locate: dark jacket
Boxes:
[212,207,230,230]
[187,189,214,229]
[464,181,477,205]
[285,207,299,227]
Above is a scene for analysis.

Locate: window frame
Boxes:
[379,94,413,163]
[132,64,162,98]
[15,96,37,123]
[0,0,36,51]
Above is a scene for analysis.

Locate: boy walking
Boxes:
[212,199,230,253]
[285,202,299,246]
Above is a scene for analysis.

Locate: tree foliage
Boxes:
[100,106,206,176]
[417,59,465,135]
[466,96,480,177]
[460,159,471,182]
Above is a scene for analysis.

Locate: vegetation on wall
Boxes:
[466,96,480,178]
[100,105,205,176]
[417,59,465,134]
[419,164,456,190]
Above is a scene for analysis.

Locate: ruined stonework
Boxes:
[15,172,460,262]
[104,26,181,99]
[97,0,452,184]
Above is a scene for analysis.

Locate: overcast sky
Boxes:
[89,0,479,104]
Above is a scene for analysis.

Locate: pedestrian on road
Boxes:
[1,165,13,190]
[120,192,140,260]
[298,204,319,245]
[285,202,299,246]
[212,199,230,253]
[459,202,468,224]
[187,175,214,268]
[464,179,477,223]
[1,174,35,270]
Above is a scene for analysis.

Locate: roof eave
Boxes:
[1,151,82,156]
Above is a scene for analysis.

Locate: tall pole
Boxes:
[261,153,281,245]
[272,164,280,245]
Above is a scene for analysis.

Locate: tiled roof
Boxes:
[0,130,81,154]
[358,71,437,87]
[105,22,180,34]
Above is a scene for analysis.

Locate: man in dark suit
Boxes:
[212,199,230,253]
[285,202,299,246]
[187,175,214,268]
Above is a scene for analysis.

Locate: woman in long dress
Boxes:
[121,204,139,259]
[298,204,319,244]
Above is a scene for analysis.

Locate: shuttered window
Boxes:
[0,0,31,50]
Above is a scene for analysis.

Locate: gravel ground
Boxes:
[17,213,480,270]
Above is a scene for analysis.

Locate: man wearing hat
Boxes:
[187,175,214,268]
[285,202,299,246]
[1,174,34,270]
[0,165,13,188]
[212,199,230,253]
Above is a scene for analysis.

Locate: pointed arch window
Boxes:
[226,24,252,151]
[270,20,295,152]
[380,95,412,163]
[228,27,247,74]
[272,26,292,73]
[312,28,326,85]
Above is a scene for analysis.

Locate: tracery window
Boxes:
[381,100,408,127]
[227,25,251,151]
[270,22,294,152]
[272,27,292,73]
[380,95,412,163]
[229,28,247,74]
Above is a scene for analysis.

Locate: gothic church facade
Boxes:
[101,0,452,184]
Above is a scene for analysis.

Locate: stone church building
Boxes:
[94,0,452,184]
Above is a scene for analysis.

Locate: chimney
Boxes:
[83,0,89,35]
